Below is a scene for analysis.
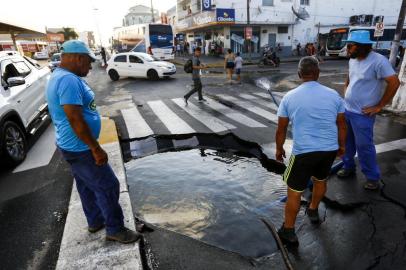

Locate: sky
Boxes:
[0,0,176,46]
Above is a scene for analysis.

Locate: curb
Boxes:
[55,118,143,270]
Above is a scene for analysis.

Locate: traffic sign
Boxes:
[374,22,384,37]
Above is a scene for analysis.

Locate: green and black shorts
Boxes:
[283,150,337,192]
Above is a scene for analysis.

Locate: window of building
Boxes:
[262,0,274,6]
[114,55,127,62]
[300,0,310,5]
[278,26,289,34]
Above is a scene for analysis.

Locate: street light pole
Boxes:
[150,0,155,23]
[247,0,251,62]
[389,0,406,67]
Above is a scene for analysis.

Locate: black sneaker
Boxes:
[306,208,320,224]
[88,224,105,233]
[198,98,207,103]
[184,96,188,105]
[337,168,356,178]
[277,225,299,245]
[106,227,141,244]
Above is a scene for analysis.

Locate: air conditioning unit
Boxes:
[374,15,384,24]
[349,15,359,26]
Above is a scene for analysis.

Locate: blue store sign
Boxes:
[202,0,212,11]
[216,8,235,23]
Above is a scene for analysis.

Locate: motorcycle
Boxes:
[258,47,280,67]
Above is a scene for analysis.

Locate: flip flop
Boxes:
[364,181,380,190]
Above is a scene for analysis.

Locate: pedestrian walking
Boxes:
[337,30,400,190]
[184,47,206,104]
[296,43,302,56]
[100,47,107,67]
[224,49,236,83]
[176,43,181,56]
[46,40,140,244]
[234,52,243,83]
[275,56,347,245]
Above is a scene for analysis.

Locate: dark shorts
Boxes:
[235,68,241,74]
[226,62,235,69]
[283,150,337,192]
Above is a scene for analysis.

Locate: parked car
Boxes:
[48,53,61,71]
[0,51,50,166]
[33,51,49,60]
[106,52,176,81]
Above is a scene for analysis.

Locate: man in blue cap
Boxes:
[337,30,400,190]
[46,40,140,243]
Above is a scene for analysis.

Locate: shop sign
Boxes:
[216,8,235,23]
[27,44,37,52]
[202,0,212,11]
[245,27,252,39]
[47,33,64,42]
[193,11,216,26]
[176,18,192,30]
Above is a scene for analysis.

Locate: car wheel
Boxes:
[0,121,27,167]
[108,69,120,81]
[147,69,159,80]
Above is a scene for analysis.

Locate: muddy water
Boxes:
[126,149,305,258]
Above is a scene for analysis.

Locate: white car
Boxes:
[33,51,49,60]
[106,52,176,81]
[0,51,50,166]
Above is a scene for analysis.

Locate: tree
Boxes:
[58,27,78,41]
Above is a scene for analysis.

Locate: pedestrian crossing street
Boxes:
[118,92,284,140]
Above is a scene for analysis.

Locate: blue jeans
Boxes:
[59,148,124,235]
[342,111,380,181]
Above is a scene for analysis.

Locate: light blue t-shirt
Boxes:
[277,81,345,155]
[345,51,395,114]
[46,68,101,152]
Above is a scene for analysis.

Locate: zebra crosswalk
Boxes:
[119,92,284,140]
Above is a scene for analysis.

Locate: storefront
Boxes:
[230,26,261,55]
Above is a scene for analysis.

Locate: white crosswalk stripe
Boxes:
[238,93,279,111]
[148,100,196,134]
[121,107,154,138]
[172,98,236,133]
[197,97,267,128]
[217,94,278,123]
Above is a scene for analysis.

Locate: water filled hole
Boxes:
[126,148,306,258]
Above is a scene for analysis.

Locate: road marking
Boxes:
[121,107,154,139]
[253,91,284,100]
[239,93,258,100]
[148,100,195,134]
[198,97,267,128]
[375,138,406,154]
[13,125,56,173]
[172,98,236,133]
[238,93,279,111]
[217,94,278,123]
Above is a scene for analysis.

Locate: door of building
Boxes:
[268,33,276,48]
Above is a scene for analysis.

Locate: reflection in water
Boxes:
[126,149,301,258]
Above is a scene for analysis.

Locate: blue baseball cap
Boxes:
[343,30,376,45]
[61,40,97,62]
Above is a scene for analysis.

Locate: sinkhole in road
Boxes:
[124,134,303,259]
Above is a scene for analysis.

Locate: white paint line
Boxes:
[253,91,284,101]
[198,97,267,128]
[148,100,195,134]
[217,94,278,123]
[121,107,154,139]
[172,98,236,133]
[239,93,279,111]
[239,93,258,100]
[13,125,56,173]
[375,138,406,154]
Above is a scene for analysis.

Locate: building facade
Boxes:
[174,0,402,56]
[123,5,159,26]
[79,31,96,48]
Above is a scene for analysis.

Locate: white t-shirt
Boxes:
[235,56,243,69]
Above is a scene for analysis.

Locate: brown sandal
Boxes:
[364,181,379,190]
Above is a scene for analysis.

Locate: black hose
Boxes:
[261,218,295,270]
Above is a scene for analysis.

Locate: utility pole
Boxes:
[150,0,155,23]
[247,0,251,61]
[389,0,406,67]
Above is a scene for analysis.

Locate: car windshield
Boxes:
[51,54,60,61]
[139,54,158,62]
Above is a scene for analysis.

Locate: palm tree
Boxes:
[58,27,79,41]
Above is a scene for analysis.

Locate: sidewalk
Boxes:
[55,118,143,270]
[170,54,337,67]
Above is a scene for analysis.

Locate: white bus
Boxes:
[131,24,175,60]
[326,26,406,57]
